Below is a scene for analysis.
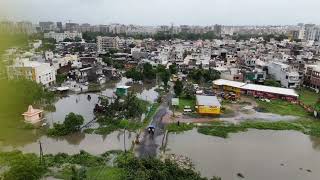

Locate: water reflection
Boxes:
[309,136,320,151]
[0,77,158,154]
[2,131,135,155]
[167,129,320,180]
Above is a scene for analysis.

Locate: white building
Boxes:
[268,62,300,88]
[7,58,56,87]
[97,36,123,53]
[44,31,82,42]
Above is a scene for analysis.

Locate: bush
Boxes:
[47,113,84,136]
[167,123,195,133]
[116,152,207,180]
[0,151,46,180]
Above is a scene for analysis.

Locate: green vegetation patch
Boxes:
[143,103,160,125]
[86,166,124,180]
[167,123,195,133]
[256,99,310,117]
[198,122,247,138]
[197,119,320,138]
[177,98,196,112]
[298,88,320,106]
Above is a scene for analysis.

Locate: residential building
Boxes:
[39,21,55,32]
[268,62,300,88]
[304,66,320,90]
[44,31,82,42]
[7,58,56,87]
[97,36,123,53]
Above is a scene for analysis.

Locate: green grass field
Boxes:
[177,98,196,112]
[256,99,310,117]
[197,119,320,138]
[298,88,320,106]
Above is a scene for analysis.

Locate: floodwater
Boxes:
[1,130,135,155]
[167,129,320,180]
[0,77,158,153]
[46,93,99,124]
[46,77,159,124]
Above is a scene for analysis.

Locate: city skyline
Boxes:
[1,0,320,26]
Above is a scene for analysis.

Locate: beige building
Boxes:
[7,58,56,87]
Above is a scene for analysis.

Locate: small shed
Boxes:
[196,95,221,115]
[22,105,44,124]
[116,85,130,96]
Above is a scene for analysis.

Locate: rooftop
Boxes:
[213,79,246,88]
[196,95,221,107]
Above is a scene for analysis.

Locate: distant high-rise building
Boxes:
[65,23,79,32]
[214,24,222,36]
[39,21,55,32]
[56,22,63,32]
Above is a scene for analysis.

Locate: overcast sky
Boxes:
[0,0,319,25]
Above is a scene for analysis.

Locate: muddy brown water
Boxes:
[0,77,158,152]
[1,131,135,155]
[167,129,320,180]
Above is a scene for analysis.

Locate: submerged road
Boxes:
[135,89,172,158]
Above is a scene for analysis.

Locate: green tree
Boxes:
[160,70,170,87]
[184,83,195,99]
[264,79,281,87]
[74,37,82,42]
[157,65,170,87]
[142,63,156,79]
[3,153,46,180]
[174,80,184,97]
[63,113,85,133]
[63,38,73,42]
[116,152,207,180]
[169,63,178,74]
[48,113,85,136]
[125,68,143,82]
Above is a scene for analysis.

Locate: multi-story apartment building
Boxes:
[97,36,124,53]
[65,23,80,32]
[268,62,300,88]
[304,66,320,90]
[44,31,82,42]
[7,59,56,87]
[39,21,55,32]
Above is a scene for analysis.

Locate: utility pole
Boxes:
[39,141,44,165]
[123,128,126,153]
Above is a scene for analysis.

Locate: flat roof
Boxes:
[196,95,221,107]
[213,79,299,97]
[213,79,246,88]
[117,85,130,89]
[242,84,298,97]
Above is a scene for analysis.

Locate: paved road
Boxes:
[135,89,172,158]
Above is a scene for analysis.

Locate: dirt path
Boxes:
[163,97,299,124]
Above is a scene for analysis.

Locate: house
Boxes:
[22,105,44,124]
[196,95,221,115]
[268,61,300,88]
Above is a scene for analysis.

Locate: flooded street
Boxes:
[46,77,159,125]
[166,129,320,180]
